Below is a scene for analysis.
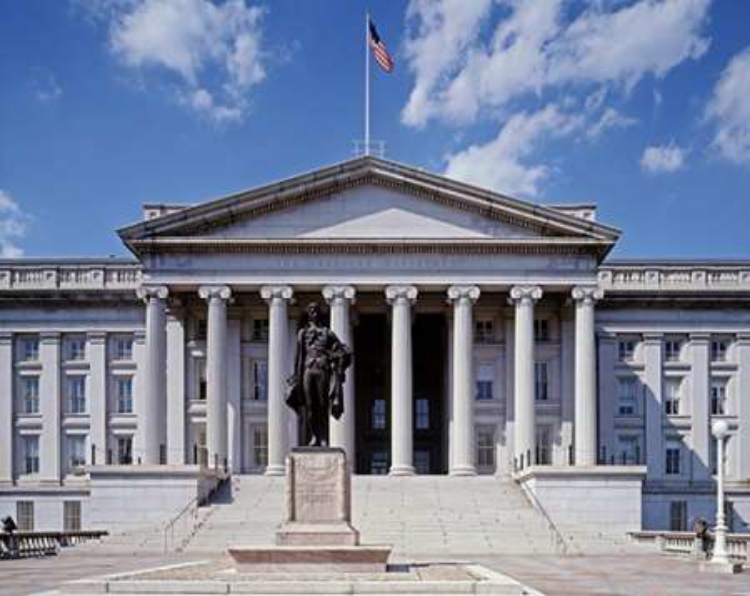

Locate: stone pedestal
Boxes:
[277,447,359,546]
[229,448,390,573]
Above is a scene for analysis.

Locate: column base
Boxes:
[265,464,286,476]
[388,465,415,476]
[449,465,477,476]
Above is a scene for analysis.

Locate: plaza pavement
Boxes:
[2,550,750,595]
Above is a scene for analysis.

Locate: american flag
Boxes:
[369,20,394,73]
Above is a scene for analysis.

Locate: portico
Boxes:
[121,156,619,477]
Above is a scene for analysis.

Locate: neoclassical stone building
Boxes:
[1,156,748,533]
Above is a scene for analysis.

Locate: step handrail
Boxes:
[162,476,227,552]
[513,476,572,555]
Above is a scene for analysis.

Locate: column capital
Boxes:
[136,285,169,301]
[735,332,750,345]
[447,285,480,304]
[198,285,232,302]
[385,284,418,305]
[0,332,12,346]
[322,285,356,305]
[508,285,542,305]
[86,331,107,345]
[260,285,294,303]
[571,285,604,305]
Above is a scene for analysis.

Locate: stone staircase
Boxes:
[83,474,645,558]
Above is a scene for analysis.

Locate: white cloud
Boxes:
[35,72,63,103]
[80,0,267,123]
[706,46,750,165]
[586,107,637,139]
[403,0,711,127]
[640,142,687,173]
[444,104,583,197]
[0,191,30,258]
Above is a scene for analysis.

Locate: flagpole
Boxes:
[364,12,370,156]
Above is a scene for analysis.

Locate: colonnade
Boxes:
[138,283,602,473]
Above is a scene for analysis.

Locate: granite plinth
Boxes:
[277,447,360,547]
[227,545,392,573]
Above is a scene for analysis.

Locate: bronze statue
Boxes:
[286,302,351,447]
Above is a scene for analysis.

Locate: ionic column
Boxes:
[571,286,603,466]
[261,285,294,476]
[448,285,480,476]
[386,285,418,476]
[322,285,356,463]
[509,285,542,468]
[199,285,232,470]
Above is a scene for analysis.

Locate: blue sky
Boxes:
[1,0,749,260]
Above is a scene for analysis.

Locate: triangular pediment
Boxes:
[119,156,619,256]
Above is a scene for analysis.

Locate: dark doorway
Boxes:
[354,314,390,474]
[413,314,447,474]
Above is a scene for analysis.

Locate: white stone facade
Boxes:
[0,157,749,534]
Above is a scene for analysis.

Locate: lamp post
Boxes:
[709,419,738,572]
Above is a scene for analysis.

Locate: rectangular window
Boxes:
[415,399,429,430]
[665,442,681,475]
[535,425,553,465]
[21,337,39,362]
[414,450,430,474]
[116,377,133,414]
[474,319,494,343]
[16,501,34,531]
[476,426,496,470]
[534,362,549,401]
[253,360,268,401]
[22,376,40,414]
[66,336,86,361]
[616,435,641,465]
[64,501,82,531]
[252,319,269,342]
[617,377,638,415]
[669,501,687,532]
[664,379,681,416]
[114,336,134,360]
[711,380,727,415]
[475,363,494,401]
[253,426,268,468]
[198,359,207,400]
[67,435,86,472]
[711,339,729,362]
[372,399,386,430]
[22,436,39,475]
[370,452,388,475]
[664,339,682,362]
[117,436,133,465]
[67,376,86,414]
[618,339,636,362]
[534,319,550,342]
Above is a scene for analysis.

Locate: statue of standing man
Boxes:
[286,302,352,447]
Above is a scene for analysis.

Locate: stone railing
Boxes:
[629,530,749,561]
[0,261,141,292]
[599,263,750,293]
[0,530,108,559]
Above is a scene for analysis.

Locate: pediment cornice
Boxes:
[118,157,620,257]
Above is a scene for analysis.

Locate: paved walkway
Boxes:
[3,549,750,595]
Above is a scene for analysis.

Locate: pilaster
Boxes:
[736,333,750,479]
[39,331,61,483]
[166,309,186,465]
[0,332,13,484]
[690,332,711,480]
[87,331,107,466]
[643,333,664,479]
